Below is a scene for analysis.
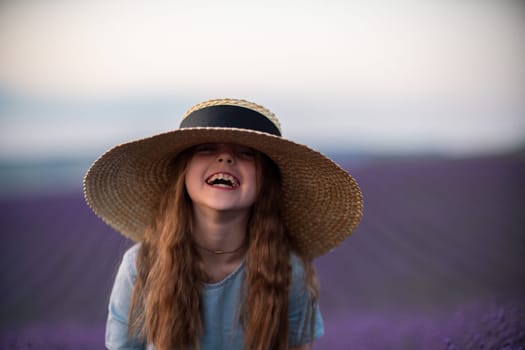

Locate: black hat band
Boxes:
[180,105,281,136]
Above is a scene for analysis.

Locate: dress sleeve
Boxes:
[105,244,145,350]
[288,256,325,347]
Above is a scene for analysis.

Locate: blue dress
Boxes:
[106,244,324,349]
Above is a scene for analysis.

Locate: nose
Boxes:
[216,145,234,164]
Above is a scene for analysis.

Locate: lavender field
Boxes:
[1,154,524,349]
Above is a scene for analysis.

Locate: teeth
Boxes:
[206,173,240,188]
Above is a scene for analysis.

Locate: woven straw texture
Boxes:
[83,99,363,257]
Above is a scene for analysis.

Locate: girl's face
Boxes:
[185,143,258,216]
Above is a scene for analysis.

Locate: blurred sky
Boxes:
[0,0,524,160]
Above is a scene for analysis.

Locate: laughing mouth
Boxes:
[205,172,240,188]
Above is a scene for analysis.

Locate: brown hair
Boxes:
[128,147,319,350]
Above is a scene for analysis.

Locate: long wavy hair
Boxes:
[128,146,319,350]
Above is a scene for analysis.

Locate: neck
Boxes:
[192,207,249,263]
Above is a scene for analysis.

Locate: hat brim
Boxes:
[83,127,363,257]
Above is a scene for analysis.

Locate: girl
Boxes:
[83,98,363,349]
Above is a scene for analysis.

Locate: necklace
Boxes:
[195,241,246,255]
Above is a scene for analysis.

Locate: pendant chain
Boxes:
[195,241,246,255]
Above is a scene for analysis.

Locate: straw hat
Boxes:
[83,98,363,257]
